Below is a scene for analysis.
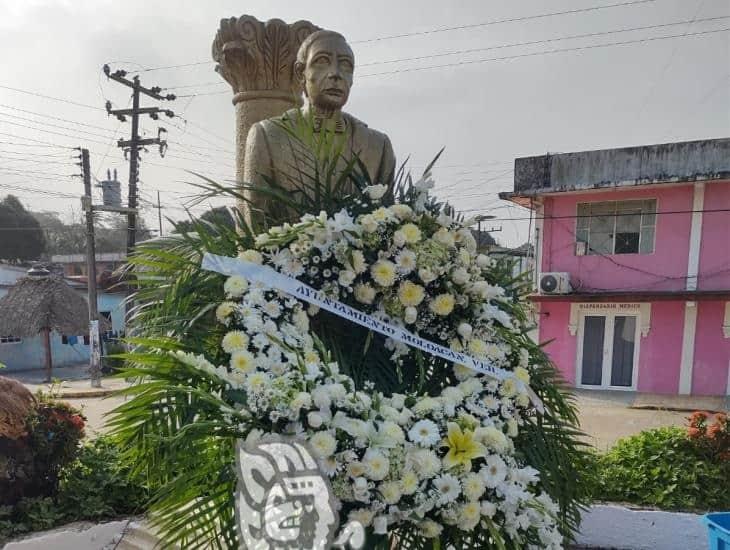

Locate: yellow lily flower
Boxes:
[442,422,486,470]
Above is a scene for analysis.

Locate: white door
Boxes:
[577,312,639,390]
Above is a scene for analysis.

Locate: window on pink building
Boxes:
[576,199,656,255]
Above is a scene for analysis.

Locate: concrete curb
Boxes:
[53,389,121,398]
[575,504,707,550]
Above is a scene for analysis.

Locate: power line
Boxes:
[351,0,659,44]
[0,132,75,148]
[456,207,730,220]
[0,84,103,111]
[0,119,111,146]
[0,103,120,134]
[359,27,730,77]
[358,15,730,67]
[0,111,115,140]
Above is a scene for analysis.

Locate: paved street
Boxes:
[574,391,688,450]
[7,366,725,448]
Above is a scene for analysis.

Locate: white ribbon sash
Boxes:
[202,253,543,414]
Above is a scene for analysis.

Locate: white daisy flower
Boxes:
[408,419,440,447]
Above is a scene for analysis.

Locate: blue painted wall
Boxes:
[0,289,125,372]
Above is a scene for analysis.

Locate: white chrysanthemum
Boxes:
[476,426,508,453]
[364,184,387,200]
[379,480,402,504]
[458,501,481,531]
[238,249,263,265]
[500,378,518,398]
[467,339,487,357]
[215,302,236,324]
[404,306,418,324]
[229,350,255,373]
[221,330,249,354]
[359,214,378,233]
[418,519,443,539]
[400,223,422,243]
[400,469,419,495]
[244,371,270,394]
[450,267,470,285]
[433,473,460,504]
[262,300,281,318]
[397,281,425,307]
[347,250,367,274]
[418,267,437,284]
[363,449,390,481]
[338,269,356,287]
[412,396,441,415]
[309,431,337,458]
[480,454,507,489]
[346,462,367,480]
[395,249,417,273]
[429,293,455,316]
[223,275,248,298]
[307,411,324,428]
[408,448,441,478]
[371,260,397,287]
[480,500,497,518]
[506,418,519,438]
[408,419,440,447]
[514,366,530,384]
[354,283,376,305]
[390,204,413,220]
[453,363,475,381]
[379,421,405,446]
[462,472,486,501]
[454,321,472,339]
[432,228,456,247]
[291,391,312,411]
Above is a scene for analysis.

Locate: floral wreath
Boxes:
[169,177,564,549]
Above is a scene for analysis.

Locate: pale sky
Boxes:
[0,0,728,246]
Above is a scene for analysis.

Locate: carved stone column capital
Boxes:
[212,16,320,106]
[212,15,320,216]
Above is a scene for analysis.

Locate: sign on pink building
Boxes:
[500,138,730,397]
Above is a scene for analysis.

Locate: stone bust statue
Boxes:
[243,30,395,224]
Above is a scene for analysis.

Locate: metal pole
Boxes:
[157,190,163,236]
[126,77,140,258]
[82,148,102,388]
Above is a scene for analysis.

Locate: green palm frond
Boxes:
[109,125,590,548]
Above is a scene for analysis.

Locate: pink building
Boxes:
[500,138,730,397]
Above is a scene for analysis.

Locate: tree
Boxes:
[95,215,153,253]
[29,211,154,256]
[0,195,46,262]
[173,206,236,234]
[30,211,86,256]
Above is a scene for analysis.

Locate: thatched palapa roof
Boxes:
[0,274,108,337]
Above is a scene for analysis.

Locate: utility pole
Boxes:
[103,64,174,256]
[103,65,174,317]
[79,148,102,388]
[156,190,163,237]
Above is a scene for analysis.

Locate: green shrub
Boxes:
[593,426,730,511]
[0,397,85,506]
[0,436,148,543]
[102,341,127,374]
[57,436,148,519]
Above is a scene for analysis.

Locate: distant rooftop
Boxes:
[500,137,730,204]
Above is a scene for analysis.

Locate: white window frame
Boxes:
[575,310,641,391]
[0,335,22,344]
[575,198,657,256]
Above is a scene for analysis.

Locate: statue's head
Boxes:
[295,30,354,113]
[236,439,338,549]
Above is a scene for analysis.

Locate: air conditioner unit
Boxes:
[539,272,572,294]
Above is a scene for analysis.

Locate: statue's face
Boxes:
[302,35,354,111]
